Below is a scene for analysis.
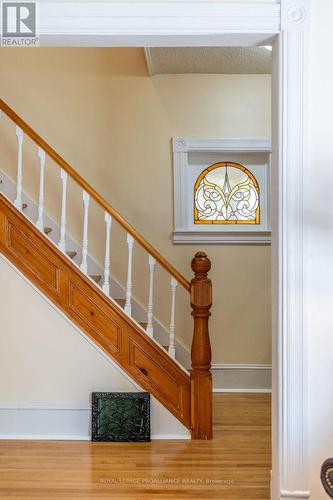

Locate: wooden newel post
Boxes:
[190,251,213,440]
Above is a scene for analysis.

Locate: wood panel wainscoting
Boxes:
[0,394,271,499]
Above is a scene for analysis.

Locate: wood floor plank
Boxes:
[0,393,271,499]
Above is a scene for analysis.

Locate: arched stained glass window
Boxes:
[194,162,260,224]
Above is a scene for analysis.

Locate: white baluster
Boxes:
[58,169,68,251]
[14,126,24,210]
[124,233,134,316]
[80,191,90,274]
[168,277,178,359]
[146,255,156,338]
[36,148,45,231]
[102,212,112,295]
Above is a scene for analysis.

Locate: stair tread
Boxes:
[44,227,52,234]
[139,322,148,329]
[66,251,77,259]
[90,274,102,283]
[114,298,126,307]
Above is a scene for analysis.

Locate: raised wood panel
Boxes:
[129,338,185,416]
[68,280,121,358]
[0,194,191,430]
[6,220,60,296]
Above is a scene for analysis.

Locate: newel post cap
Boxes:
[191,252,211,276]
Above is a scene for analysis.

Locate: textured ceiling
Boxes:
[146,47,272,75]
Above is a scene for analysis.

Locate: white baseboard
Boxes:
[150,434,190,440]
[212,363,272,392]
[280,491,311,499]
[0,404,190,441]
[0,434,89,440]
[0,433,190,441]
[213,388,272,393]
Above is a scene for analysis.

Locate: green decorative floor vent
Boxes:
[91,392,150,442]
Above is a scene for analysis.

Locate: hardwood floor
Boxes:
[0,393,271,499]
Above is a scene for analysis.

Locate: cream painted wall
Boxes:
[0,48,271,365]
[307,0,333,497]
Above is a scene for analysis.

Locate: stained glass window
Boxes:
[194,162,260,224]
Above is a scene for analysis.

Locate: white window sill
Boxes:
[173,230,271,245]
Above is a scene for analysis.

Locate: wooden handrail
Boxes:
[0,98,190,292]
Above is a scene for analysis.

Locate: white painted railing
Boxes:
[14,126,23,211]
[146,255,156,338]
[0,108,189,364]
[80,191,90,274]
[169,277,178,359]
[125,233,134,317]
[36,147,45,231]
[58,169,68,252]
[102,212,112,295]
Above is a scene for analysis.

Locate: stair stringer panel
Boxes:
[0,194,191,430]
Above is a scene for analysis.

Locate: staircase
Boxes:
[0,98,213,439]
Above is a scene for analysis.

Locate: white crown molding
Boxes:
[173,137,271,153]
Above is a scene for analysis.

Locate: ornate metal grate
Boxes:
[91,392,150,442]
